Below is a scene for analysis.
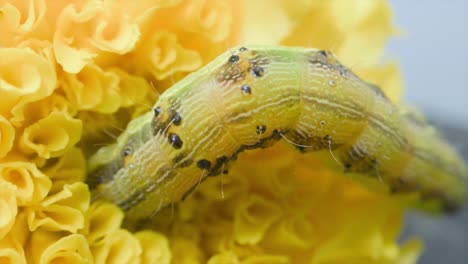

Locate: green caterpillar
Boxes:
[87,46,467,219]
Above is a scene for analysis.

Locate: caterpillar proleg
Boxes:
[87,46,467,219]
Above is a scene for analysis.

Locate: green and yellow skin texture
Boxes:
[88,46,467,220]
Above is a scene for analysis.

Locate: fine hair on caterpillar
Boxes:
[87,45,467,220]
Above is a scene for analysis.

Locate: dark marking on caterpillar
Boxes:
[241,84,252,95]
[87,45,467,219]
[251,65,264,78]
[367,82,390,101]
[153,106,162,117]
[208,156,229,176]
[229,54,240,63]
[173,153,193,168]
[168,133,183,149]
[170,110,182,126]
[197,159,212,170]
[123,147,132,157]
[256,125,266,135]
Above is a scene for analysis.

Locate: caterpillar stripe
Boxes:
[87,46,467,219]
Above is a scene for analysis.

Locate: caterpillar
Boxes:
[87,45,467,220]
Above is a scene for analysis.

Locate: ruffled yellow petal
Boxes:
[0,181,17,240]
[0,233,27,264]
[236,0,296,45]
[0,115,15,158]
[234,194,282,244]
[175,0,233,42]
[262,214,317,251]
[281,0,396,66]
[20,112,82,159]
[21,93,77,127]
[241,254,289,264]
[43,146,86,193]
[0,0,46,46]
[26,182,89,233]
[91,229,142,264]
[135,230,172,264]
[60,64,121,113]
[84,201,124,245]
[53,0,141,74]
[207,251,239,264]
[28,229,93,264]
[0,48,56,123]
[171,237,205,264]
[128,31,202,80]
[0,161,51,205]
[88,0,140,55]
[110,68,151,108]
[8,212,29,248]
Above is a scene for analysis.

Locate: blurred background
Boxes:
[387,1,468,263]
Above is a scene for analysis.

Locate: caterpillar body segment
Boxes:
[88,46,466,219]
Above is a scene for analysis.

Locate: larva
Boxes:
[87,45,467,220]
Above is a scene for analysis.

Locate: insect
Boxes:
[87,46,467,219]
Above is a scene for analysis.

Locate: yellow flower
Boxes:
[0,0,427,263]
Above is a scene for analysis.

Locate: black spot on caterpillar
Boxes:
[87,45,467,219]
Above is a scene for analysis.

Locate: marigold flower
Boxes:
[0,0,429,263]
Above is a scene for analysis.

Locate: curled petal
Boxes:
[0,48,56,123]
[43,146,86,193]
[91,229,142,264]
[21,93,77,127]
[84,201,124,245]
[176,0,233,42]
[0,181,17,240]
[0,115,15,158]
[26,182,90,233]
[234,194,282,244]
[170,237,204,264]
[0,161,51,206]
[207,252,239,264]
[242,254,289,264]
[237,0,296,44]
[329,0,393,34]
[111,68,150,108]
[89,0,140,54]
[263,215,317,251]
[8,212,29,248]
[29,229,92,264]
[60,64,121,113]
[0,0,47,45]
[20,112,82,159]
[53,0,140,73]
[131,31,202,80]
[135,230,172,264]
[0,233,27,264]
[53,1,102,73]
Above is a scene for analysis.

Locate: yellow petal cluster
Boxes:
[0,0,421,263]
